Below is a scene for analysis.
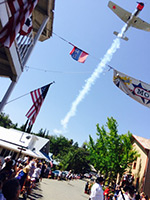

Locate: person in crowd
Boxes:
[140,192,147,200]
[89,176,104,200]
[16,158,23,167]
[58,170,62,180]
[2,178,21,200]
[15,164,30,190]
[0,160,16,182]
[1,156,11,169]
[118,185,135,200]
[0,179,5,200]
[84,181,89,194]
[40,161,46,181]
[135,192,140,200]
[44,164,50,178]
[31,163,41,187]
[88,180,94,195]
[109,193,115,200]
[16,163,24,175]
[0,159,2,170]
[28,160,36,178]
[114,185,121,200]
[104,185,110,200]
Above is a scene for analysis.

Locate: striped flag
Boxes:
[0,0,38,48]
[7,0,27,14]
[20,14,32,35]
[70,46,89,63]
[26,82,54,125]
[7,0,33,36]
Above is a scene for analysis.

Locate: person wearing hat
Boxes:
[89,177,104,200]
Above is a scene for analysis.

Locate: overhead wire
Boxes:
[25,29,113,74]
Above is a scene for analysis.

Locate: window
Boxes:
[133,161,137,169]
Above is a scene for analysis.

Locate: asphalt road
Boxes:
[26,178,89,200]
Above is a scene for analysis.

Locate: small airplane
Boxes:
[108,1,150,41]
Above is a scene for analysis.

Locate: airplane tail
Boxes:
[113,31,129,41]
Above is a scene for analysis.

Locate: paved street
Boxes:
[27,179,89,200]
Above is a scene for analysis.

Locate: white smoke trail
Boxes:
[58,25,127,131]
[61,39,120,129]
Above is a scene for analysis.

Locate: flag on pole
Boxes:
[70,46,89,63]
[113,69,150,108]
[26,82,55,125]
[0,0,38,48]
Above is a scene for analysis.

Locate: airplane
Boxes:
[108,1,150,41]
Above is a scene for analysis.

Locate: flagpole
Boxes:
[5,81,55,105]
[26,124,33,133]
[22,119,29,132]
[6,92,30,105]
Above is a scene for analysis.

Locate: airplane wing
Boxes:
[108,1,131,24]
[131,17,150,31]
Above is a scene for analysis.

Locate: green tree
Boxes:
[0,112,17,128]
[60,147,90,174]
[36,128,49,138]
[49,135,73,158]
[87,117,139,183]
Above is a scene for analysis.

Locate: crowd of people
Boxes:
[0,155,149,200]
[0,155,51,200]
[84,175,148,200]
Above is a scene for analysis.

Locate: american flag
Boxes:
[20,14,32,35]
[0,0,38,48]
[26,82,54,125]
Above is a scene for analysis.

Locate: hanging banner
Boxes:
[113,69,150,108]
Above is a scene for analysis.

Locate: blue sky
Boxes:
[1,0,150,146]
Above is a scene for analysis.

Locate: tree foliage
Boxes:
[49,135,91,173]
[87,117,139,182]
[0,112,18,128]
[60,148,90,173]
[49,135,73,157]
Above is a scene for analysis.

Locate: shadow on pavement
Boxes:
[19,184,43,200]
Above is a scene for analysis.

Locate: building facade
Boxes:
[0,126,50,162]
[0,0,55,111]
[131,135,150,197]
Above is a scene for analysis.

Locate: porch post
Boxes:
[0,81,16,113]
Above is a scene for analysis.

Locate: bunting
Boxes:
[113,69,150,108]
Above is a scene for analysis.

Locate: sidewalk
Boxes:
[26,178,89,200]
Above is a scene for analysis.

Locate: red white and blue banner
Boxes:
[70,46,89,63]
[113,69,150,108]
